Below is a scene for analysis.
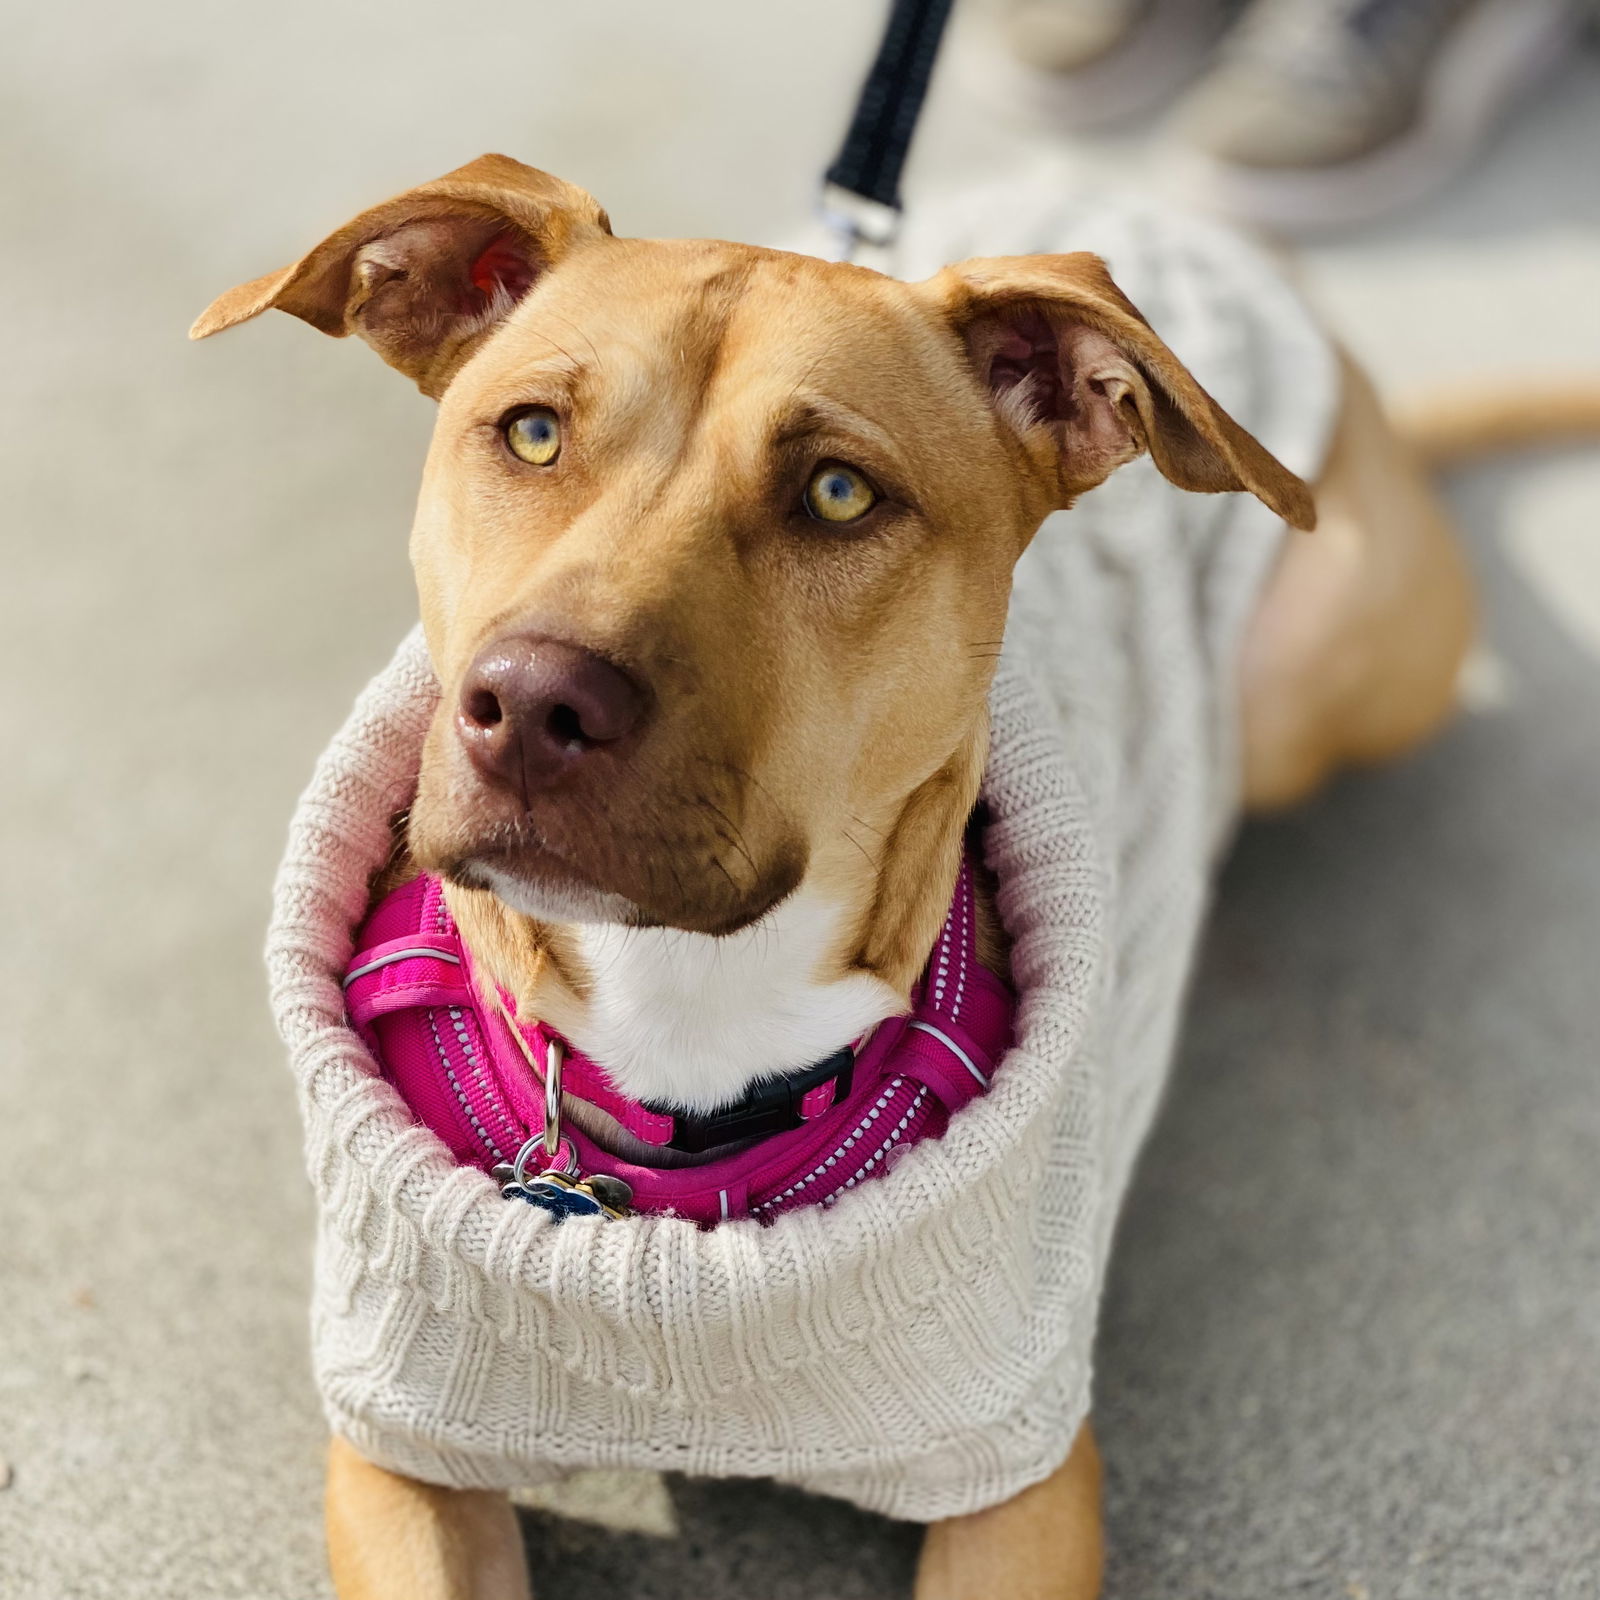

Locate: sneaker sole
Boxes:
[1162,0,1578,232]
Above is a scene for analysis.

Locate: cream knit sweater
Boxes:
[267,173,1337,1522]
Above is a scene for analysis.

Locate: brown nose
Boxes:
[456,635,646,794]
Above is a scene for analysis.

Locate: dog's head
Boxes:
[197,155,1312,940]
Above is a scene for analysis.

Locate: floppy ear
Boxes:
[189,154,612,397]
[925,252,1316,530]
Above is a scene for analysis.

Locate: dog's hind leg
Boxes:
[1239,351,1476,810]
[914,1419,1104,1600]
[325,1435,532,1600]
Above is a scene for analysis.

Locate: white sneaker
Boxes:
[1165,0,1580,230]
[969,0,1238,128]
[1004,0,1152,73]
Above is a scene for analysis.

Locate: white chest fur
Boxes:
[566,884,902,1114]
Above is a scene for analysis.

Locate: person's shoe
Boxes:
[1166,0,1579,230]
[1003,0,1151,73]
[969,0,1237,128]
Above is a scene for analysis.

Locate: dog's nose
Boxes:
[456,635,646,793]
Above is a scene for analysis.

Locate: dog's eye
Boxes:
[504,407,561,466]
[803,462,877,524]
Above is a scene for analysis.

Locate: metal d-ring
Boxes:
[542,1036,565,1163]
[506,1037,569,1191]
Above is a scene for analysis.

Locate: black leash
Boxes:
[820,0,957,261]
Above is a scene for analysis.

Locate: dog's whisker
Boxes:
[840,829,876,870]
[848,812,887,840]
[697,793,758,879]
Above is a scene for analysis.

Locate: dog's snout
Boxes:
[457,635,646,792]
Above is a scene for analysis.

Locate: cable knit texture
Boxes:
[267,175,1337,1521]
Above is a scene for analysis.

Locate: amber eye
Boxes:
[803,462,877,524]
[504,406,561,465]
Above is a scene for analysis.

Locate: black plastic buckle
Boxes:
[654,1048,856,1155]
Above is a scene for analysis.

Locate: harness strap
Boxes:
[819,0,956,259]
[342,855,1010,1222]
[343,933,472,1027]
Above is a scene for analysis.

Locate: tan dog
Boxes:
[196,154,1480,1599]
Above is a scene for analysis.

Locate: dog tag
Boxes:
[503,1167,631,1223]
[583,1173,634,1211]
[490,1044,631,1222]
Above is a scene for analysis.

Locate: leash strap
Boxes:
[820,0,956,262]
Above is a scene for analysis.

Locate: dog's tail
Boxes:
[1389,379,1600,469]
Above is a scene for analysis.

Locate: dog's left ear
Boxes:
[189,154,612,397]
[925,252,1316,530]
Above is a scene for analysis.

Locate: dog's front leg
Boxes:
[914,1419,1103,1600]
[325,1435,532,1600]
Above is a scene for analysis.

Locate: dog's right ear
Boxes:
[189,155,612,398]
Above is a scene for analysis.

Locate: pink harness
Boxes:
[343,859,1011,1225]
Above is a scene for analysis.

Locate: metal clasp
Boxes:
[817,183,901,272]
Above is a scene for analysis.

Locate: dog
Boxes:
[195,153,1487,1599]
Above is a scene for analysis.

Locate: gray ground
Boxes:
[2,4,1597,1596]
